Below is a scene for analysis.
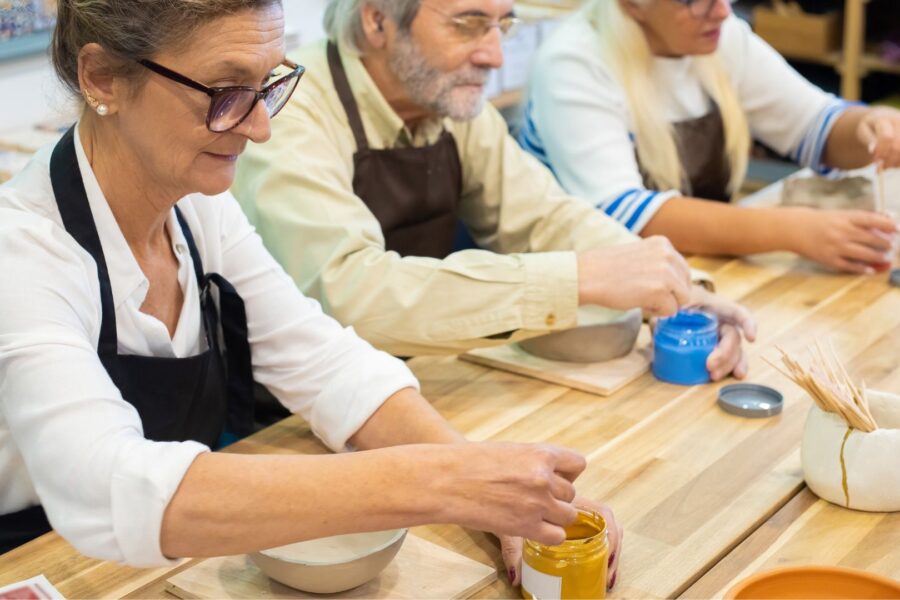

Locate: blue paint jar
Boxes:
[652,310,719,385]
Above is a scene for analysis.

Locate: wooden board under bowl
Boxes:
[461,326,652,396]
[165,534,496,600]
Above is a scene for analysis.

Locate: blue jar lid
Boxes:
[655,309,718,346]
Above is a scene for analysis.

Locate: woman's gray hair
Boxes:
[52,0,282,97]
[323,0,422,54]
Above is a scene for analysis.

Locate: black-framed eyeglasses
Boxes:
[422,4,522,43]
[139,59,305,133]
[673,0,736,19]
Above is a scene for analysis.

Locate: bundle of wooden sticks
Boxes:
[768,342,878,433]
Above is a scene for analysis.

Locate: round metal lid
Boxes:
[890,268,900,288]
[718,384,784,418]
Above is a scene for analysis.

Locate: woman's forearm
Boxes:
[160,445,450,558]
[160,388,462,557]
[349,387,466,449]
[822,106,872,169]
[640,197,799,256]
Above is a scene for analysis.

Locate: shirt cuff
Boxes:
[520,251,579,331]
[599,189,682,233]
[110,439,209,567]
[309,349,420,452]
[791,98,859,174]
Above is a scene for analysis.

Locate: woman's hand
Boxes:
[786,207,898,274]
[498,497,623,591]
[857,106,900,168]
[687,286,757,381]
[434,442,586,546]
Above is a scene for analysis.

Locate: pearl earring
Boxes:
[96,104,109,116]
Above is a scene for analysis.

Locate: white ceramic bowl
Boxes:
[801,390,900,512]
[518,307,642,363]
[249,529,407,594]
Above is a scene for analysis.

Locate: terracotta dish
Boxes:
[249,529,407,594]
[726,565,900,599]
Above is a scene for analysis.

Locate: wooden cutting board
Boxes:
[164,535,496,600]
[460,327,652,396]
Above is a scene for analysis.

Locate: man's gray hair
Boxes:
[323,0,423,54]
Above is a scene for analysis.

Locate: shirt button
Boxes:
[545,313,556,327]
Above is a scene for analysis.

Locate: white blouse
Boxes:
[520,13,851,233]
[0,128,418,566]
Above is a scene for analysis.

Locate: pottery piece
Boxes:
[801,390,900,512]
[518,307,642,363]
[781,175,876,211]
[249,529,407,594]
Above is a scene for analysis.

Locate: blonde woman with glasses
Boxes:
[521,0,900,274]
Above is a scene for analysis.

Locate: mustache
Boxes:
[448,66,491,87]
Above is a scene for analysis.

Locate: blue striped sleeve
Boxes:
[518,101,555,174]
[790,98,859,174]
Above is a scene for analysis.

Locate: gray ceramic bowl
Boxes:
[518,308,642,363]
[249,529,407,594]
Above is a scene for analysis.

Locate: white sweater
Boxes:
[519,13,850,233]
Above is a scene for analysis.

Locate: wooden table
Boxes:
[3,195,900,598]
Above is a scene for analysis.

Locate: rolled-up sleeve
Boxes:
[723,16,852,171]
[0,212,208,566]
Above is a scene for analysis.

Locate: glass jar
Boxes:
[521,510,609,600]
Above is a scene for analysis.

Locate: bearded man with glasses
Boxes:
[236,0,755,363]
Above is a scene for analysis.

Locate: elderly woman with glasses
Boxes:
[0,0,599,570]
[521,0,900,274]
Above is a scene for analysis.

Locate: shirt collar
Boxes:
[72,125,189,310]
[338,42,447,147]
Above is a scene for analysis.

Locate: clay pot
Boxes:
[801,390,900,512]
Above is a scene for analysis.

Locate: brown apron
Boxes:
[641,106,732,202]
[327,42,463,259]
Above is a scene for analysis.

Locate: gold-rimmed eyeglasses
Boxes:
[421,4,522,43]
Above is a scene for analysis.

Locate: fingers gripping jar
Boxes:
[521,511,609,600]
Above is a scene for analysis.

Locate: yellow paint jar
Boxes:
[521,510,609,600]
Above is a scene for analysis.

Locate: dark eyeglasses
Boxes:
[673,0,736,19]
[139,59,305,133]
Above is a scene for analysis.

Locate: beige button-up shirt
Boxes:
[233,40,641,356]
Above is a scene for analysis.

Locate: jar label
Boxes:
[521,561,562,600]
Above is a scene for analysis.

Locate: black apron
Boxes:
[327,42,463,259]
[0,127,255,554]
[641,106,732,202]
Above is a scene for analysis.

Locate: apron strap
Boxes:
[174,207,255,436]
[0,505,51,555]
[327,41,370,152]
[49,126,120,373]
